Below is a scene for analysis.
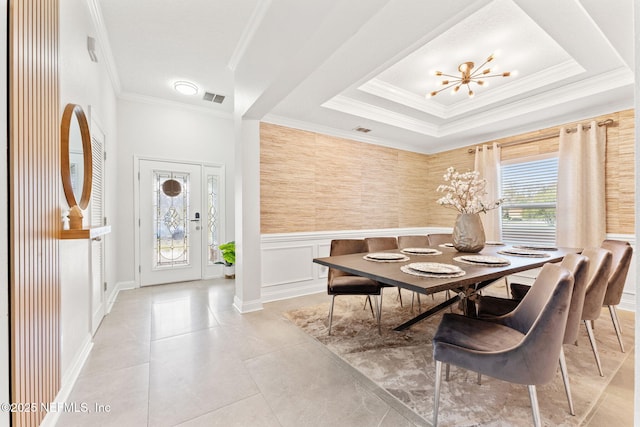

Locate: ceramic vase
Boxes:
[224,264,235,279]
[452,213,485,253]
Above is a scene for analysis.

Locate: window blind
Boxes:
[501,157,558,245]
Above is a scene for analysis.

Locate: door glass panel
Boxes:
[207,174,220,265]
[153,171,190,268]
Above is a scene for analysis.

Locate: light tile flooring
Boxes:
[57,279,633,426]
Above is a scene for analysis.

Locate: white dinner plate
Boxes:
[364,252,406,260]
[407,262,462,274]
[401,247,440,255]
[460,255,510,265]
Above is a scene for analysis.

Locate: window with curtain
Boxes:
[500,156,558,245]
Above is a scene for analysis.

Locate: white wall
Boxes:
[115,98,235,287]
[58,0,118,399]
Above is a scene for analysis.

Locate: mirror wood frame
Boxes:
[61,103,93,210]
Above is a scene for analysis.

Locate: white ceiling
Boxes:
[94,0,635,154]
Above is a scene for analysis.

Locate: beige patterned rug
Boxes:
[283,284,634,426]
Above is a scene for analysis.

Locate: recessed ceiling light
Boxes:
[174,81,198,96]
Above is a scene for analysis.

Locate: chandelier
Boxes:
[428,54,512,98]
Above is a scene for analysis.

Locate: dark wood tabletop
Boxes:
[314,244,580,330]
[313,244,579,296]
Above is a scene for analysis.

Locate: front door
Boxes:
[139,159,203,286]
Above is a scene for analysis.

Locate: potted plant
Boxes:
[216,241,236,278]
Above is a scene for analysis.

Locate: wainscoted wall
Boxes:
[261,230,637,311]
[261,227,448,302]
[260,110,636,310]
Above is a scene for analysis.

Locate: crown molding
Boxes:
[261,114,430,154]
[321,95,439,136]
[438,66,634,136]
[227,0,272,71]
[360,59,584,120]
[119,92,234,119]
[86,0,122,94]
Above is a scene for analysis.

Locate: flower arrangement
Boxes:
[436,167,502,214]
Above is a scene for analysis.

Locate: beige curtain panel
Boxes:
[474,142,502,241]
[556,121,606,248]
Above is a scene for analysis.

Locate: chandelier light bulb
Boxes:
[427,53,513,99]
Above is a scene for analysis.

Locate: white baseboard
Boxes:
[40,335,94,427]
[107,281,136,313]
[233,295,263,313]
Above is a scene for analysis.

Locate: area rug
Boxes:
[283,284,634,426]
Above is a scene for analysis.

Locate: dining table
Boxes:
[313,244,580,331]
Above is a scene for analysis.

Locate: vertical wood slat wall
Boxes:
[9,1,60,426]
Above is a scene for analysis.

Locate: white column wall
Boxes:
[233,119,263,312]
[58,0,118,396]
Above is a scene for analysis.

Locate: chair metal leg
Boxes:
[397,288,403,307]
[477,372,482,385]
[558,348,575,415]
[608,305,625,352]
[328,295,336,335]
[433,361,442,427]
[445,363,450,381]
[527,385,542,427]
[374,294,381,335]
[585,320,604,376]
[364,295,375,319]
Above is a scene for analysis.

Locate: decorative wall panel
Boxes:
[9,0,61,425]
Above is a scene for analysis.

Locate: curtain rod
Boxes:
[467,118,615,153]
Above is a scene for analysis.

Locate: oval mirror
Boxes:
[61,103,92,210]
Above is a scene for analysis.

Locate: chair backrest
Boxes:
[364,237,398,252]
[559,253,589,344]
[328,239,366,282]
[580,247,612,321]
[504,263,574,336]
[427,233,452,245]
[511,264,574,385]
[397,235,429,249]
[601,240,633,306]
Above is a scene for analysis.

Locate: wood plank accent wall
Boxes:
[261,123,431,233]
[262,109,634,235]
[9,1,61,425]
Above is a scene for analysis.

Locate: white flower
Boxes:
[436,167,502,214]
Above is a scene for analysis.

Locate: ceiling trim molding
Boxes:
[118,92,234,119]
[227,0,272,71]
[322,95,439,136]
[438,67,634,136]
[261,114,430,154]
[86,0,122,94]
[360,60,585,120]
[323,67,632,140]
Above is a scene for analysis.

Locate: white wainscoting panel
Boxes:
[260,227,447,302]
[260,230,636,312]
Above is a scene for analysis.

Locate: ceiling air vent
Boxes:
[354,126,371,133]
[203,92,225,104]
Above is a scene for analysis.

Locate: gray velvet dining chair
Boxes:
[484,247,612,377]
[432,263,574,427]
[427,233,453,246]
[364,237,404,307]
[476,253,590,416]
[327,239,383,335]
[600,239,633,352]
[397,235,430,248]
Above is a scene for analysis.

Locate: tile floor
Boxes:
[57,279,633,426]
